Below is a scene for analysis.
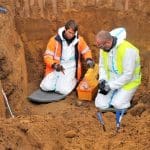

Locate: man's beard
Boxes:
[103,36,117,52]
[103,47,111,52]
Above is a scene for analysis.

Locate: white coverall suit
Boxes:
[40,27,78,95]
[95,28,141,110]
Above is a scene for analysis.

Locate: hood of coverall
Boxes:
[110,27,127,47]
[58,27,78,41]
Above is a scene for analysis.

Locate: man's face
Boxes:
[64,28,75,40]
[95,38,112,52]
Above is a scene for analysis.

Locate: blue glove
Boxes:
[99,80,111,95]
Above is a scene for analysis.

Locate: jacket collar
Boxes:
[55,27,79,45]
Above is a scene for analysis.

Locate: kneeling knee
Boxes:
[56,88,71,95]
[112,102,130,109]
[95,101,109,110]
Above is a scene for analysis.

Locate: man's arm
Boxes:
[44,36,60,68]
[99,50,108,81]
[109,48,137,90]
[78,36,93,60]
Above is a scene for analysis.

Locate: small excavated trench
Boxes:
[0,0,150,149]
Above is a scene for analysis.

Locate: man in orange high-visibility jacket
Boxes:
[40,20,94,95]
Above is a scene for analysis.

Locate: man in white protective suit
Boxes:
[40,20,94,95]
[95,28,141,110]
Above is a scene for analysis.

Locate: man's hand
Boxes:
[86,59,95,68]
[52,63,65,72]
[99,79,111,95]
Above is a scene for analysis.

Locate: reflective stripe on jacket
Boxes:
[101,40,141,90]
[44,35,92,81]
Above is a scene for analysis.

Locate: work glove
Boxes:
[86,59,95,68]
[52,63,65,72]
[99,79,111,95]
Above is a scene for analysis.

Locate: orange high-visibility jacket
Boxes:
[43,34,93,81]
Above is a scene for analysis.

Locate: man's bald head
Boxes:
[95,30,114,52]
[96,30,112,42]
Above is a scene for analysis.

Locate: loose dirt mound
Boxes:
[0,97,149,149]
